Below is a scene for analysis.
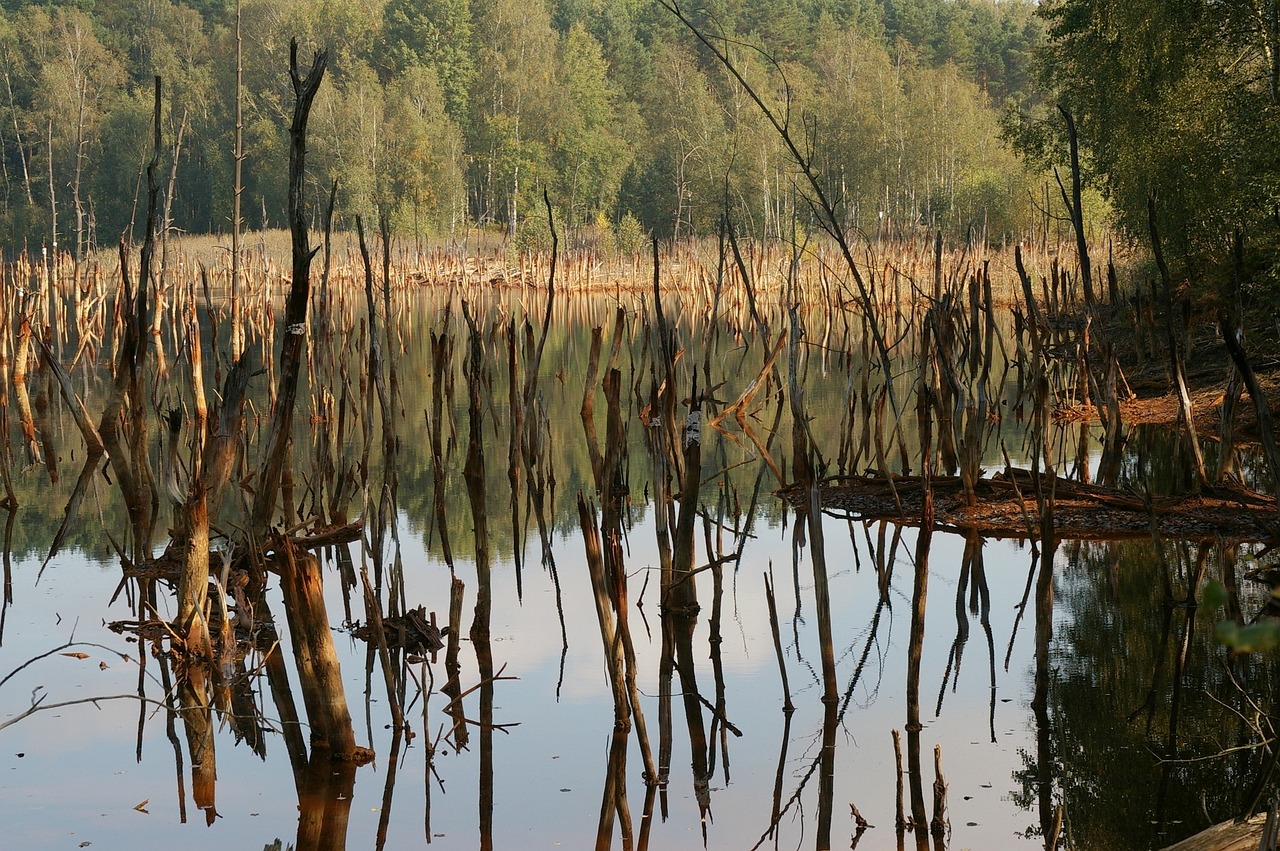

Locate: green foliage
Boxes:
[548,23,634,228]
[1214,618,1280,654]
[378,0,475,120]
[0,0,1049,249]
[513,209,553,252]
[613,211,647,255]
[625,38,731,238]
[809,23,1039,240]
[1205,579,1280,653]
[382,67,467,232]
[88,90,152,241]
[1013,0,1280,297]
[467,0,559,229]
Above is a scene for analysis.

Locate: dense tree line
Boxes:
[0,0,1046,254]
[1010,0,1280,304]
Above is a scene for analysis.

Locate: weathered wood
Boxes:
[1056,105,1094,308]
[1159,814,1266,851]
[1221,311,1280,487]
[96,80,162,562]
[200,354,252,526]
[781,470,1278,543]
[12,315,39,464]
[577,495,629,728]
[175,484,211,657]
[275,536,366,761]
[1150,190,1208,487]
[252,40,327,537]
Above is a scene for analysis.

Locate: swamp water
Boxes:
[0,281,1274,851]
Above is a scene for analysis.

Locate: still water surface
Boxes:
[0,290,1271,850]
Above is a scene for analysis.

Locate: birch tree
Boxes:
[36,8,125,260]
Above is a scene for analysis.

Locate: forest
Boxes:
[0,0,1051,254]
[1,0,1272,312]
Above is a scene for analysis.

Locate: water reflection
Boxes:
[0,282,1276,851]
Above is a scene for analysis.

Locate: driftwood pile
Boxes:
[350,606,445,656]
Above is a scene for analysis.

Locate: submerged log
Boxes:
[779,469,1279,544]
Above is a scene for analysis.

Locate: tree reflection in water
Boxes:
[4,285,1280,851]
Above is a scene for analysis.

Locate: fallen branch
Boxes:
[0,693,172,733]
[0,639,130,690]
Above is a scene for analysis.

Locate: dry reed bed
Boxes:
[0,231,1187,519]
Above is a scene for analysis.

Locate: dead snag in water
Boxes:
[1220,310,1280,490]
[522,191,557,418]
[1215,231,1247,482]
[12,309,40,465]
[162,349,253,673]
[274,535,368,761]
[425,315,455,568]
[668,381,702,616]
[360,565,405,732]
[1015,245,1046,334]
[440,576,468,750]
[1149,192,1207,488]
[189,270,209,455]
[930,744,949,844]
[251,41,327,539]
[893,729,907,833]
[230,0,245,365]
[379,212,399,462]
[579,363,657,782]
[514,193,558,579]
[505,319,526,587]
[31,341,56,484]
[1055,106,1094,310]
[175,559,218,827]
[763,569,793,711]
[35,333,106,567]
[99,79,164,563]
[577,495,630,727]
[356,215,393,472]
[460,300,500,850]
[356,215,395,563]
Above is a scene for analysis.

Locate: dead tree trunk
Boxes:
[275,536,363,759]
[1056,106,1094,309]
[1148,192,1208,488]
[230,0,245,364]
[98,78,162,563]
[251,41,327,538]
[1220,313,1280,486]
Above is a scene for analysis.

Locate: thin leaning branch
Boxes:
[0,639,130,690]
[0,694,173,733]
[657,0,900,415]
